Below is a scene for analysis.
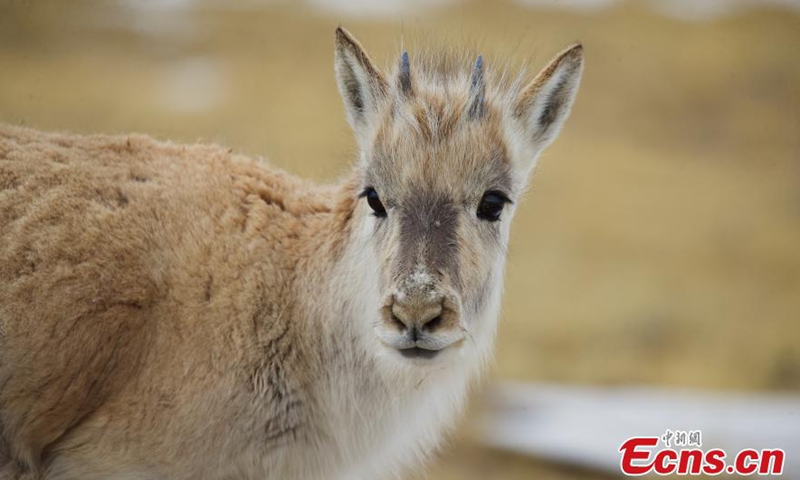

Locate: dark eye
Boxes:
[361,187,387,217]
[477,191,510,222]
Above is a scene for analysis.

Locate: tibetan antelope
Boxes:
[0,27,583,480]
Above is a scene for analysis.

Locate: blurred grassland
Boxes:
[1,1,799,478]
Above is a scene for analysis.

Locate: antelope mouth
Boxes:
[398,347,441,360]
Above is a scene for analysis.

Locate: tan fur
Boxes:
[0,28,583,480]
[0,125,345,479]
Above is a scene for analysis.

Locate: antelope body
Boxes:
[0,29,583,480]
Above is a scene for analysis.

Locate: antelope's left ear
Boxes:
[514,44,584,154]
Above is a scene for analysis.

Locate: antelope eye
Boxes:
[477,191,510,222]
[361,187,387,217]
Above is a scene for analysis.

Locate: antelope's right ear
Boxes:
[334,27,388,137]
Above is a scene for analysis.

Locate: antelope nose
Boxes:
[390,295,443,333]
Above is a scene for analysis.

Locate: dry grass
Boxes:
[1,1,798,478]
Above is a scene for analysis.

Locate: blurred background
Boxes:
[1,0,798,478]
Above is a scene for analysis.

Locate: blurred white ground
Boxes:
[481,381,800,476]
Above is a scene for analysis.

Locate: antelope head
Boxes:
[334,27,583,365]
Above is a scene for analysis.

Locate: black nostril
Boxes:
[422,315,442,332]
[390,314,406,331]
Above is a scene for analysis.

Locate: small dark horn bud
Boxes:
[467,55,486,119]
[399,51,413,96]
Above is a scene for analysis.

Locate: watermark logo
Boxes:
[619,430,785,476]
